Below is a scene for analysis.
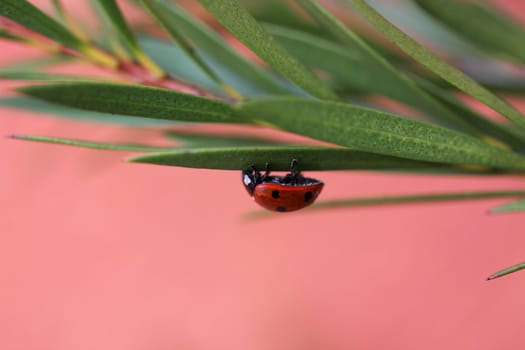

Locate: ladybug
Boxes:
[242,159,324,212]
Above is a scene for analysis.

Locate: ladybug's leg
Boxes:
[290,158,299,174]
[289,159,300,184]
[249,163,261,182]
[261,162,271,181]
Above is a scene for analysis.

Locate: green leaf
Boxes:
[94,0,140,53]
[0,28,26,42]
[197,0,338,100]
[490,198,525,214]
[94,0,162,76]
[137,1,292,96]
[414,0,525,64]
[237,97,525,171]
[366,0,481,57]
[89,0,131,58]
[0,0,84,49]
[0,70,103,82]
[128,146,469,171]
[0,96,169,125]
[416,79,525,151]
[10,134,170,152]
[18,82,239,123]
[138,36,224,95]
[139,0,230,96]
[294,0,485,135]
[246,189,525,219]
[51,0,66,22]
[164,130,291,148]
[0,55,74,71]
[240,0,329,37]
[487,262,525,280]
[348,0,525,130]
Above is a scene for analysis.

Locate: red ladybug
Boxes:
[242,159,324,212]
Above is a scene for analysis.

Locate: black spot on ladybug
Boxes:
[304,191,313,202]
[272,190,280,199]
[276,206,286,212]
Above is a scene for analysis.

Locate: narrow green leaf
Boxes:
[90,0,132,59]
[241,0,329,37]
[416,79,525,151]
[94,0,140,52]
[197,0,338,100]
[0,0,84,49]
[164,131,291,148]
[135,2,292,96]
[414,0,525,64]
[94,0,162,76]
[247,189,525,219]
[10,134,169,152]
[138,36,223,95]
[51,0,66,22]
[490,198,525,214]
[0,28,26,42]
[264,23,366,88]
[348,0,525,130]
[487,262,525,280]
[128,146,467,171]
[9,132,505,175]
[139,0,228,95]
[294,0,488,135]
[237,97,525,171]
[366,0,481,57]
[0,71,102,82]
[0,55,73,71]
[0,96,168,125]
[18,82,239,123]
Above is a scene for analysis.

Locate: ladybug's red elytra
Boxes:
[242,159,324,212]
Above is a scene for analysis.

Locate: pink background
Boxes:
[2,1,525,349]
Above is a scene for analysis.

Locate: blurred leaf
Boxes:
[0,28,26,41]
[197,0,338,100]
[138,36,224,95]
[0,0,84,49]
[140,0,232,96]
[136,0,293,97]
[89,0,132,59]
[94,0,162,76]
[128,145,472,171]
[0,96,169,125]
[238,97,525,170]
[0,55,73,70]
[164,130,291,148]
[18,82,239,123]
[295,0,482,135]
[10,134,170,152]
[0,70,103,82]
[367,0,481,57]
[414,0,525,64]
[51,0,66,22]
[94,0,140,53]
[247,189,525,219]
[487,261,525,280]
[348,0,525,130]
[490,198,525,214]
[240,0,329,36]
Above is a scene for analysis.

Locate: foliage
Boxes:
[1,0,525,278]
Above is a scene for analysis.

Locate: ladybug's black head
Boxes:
[242,169,258,196]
